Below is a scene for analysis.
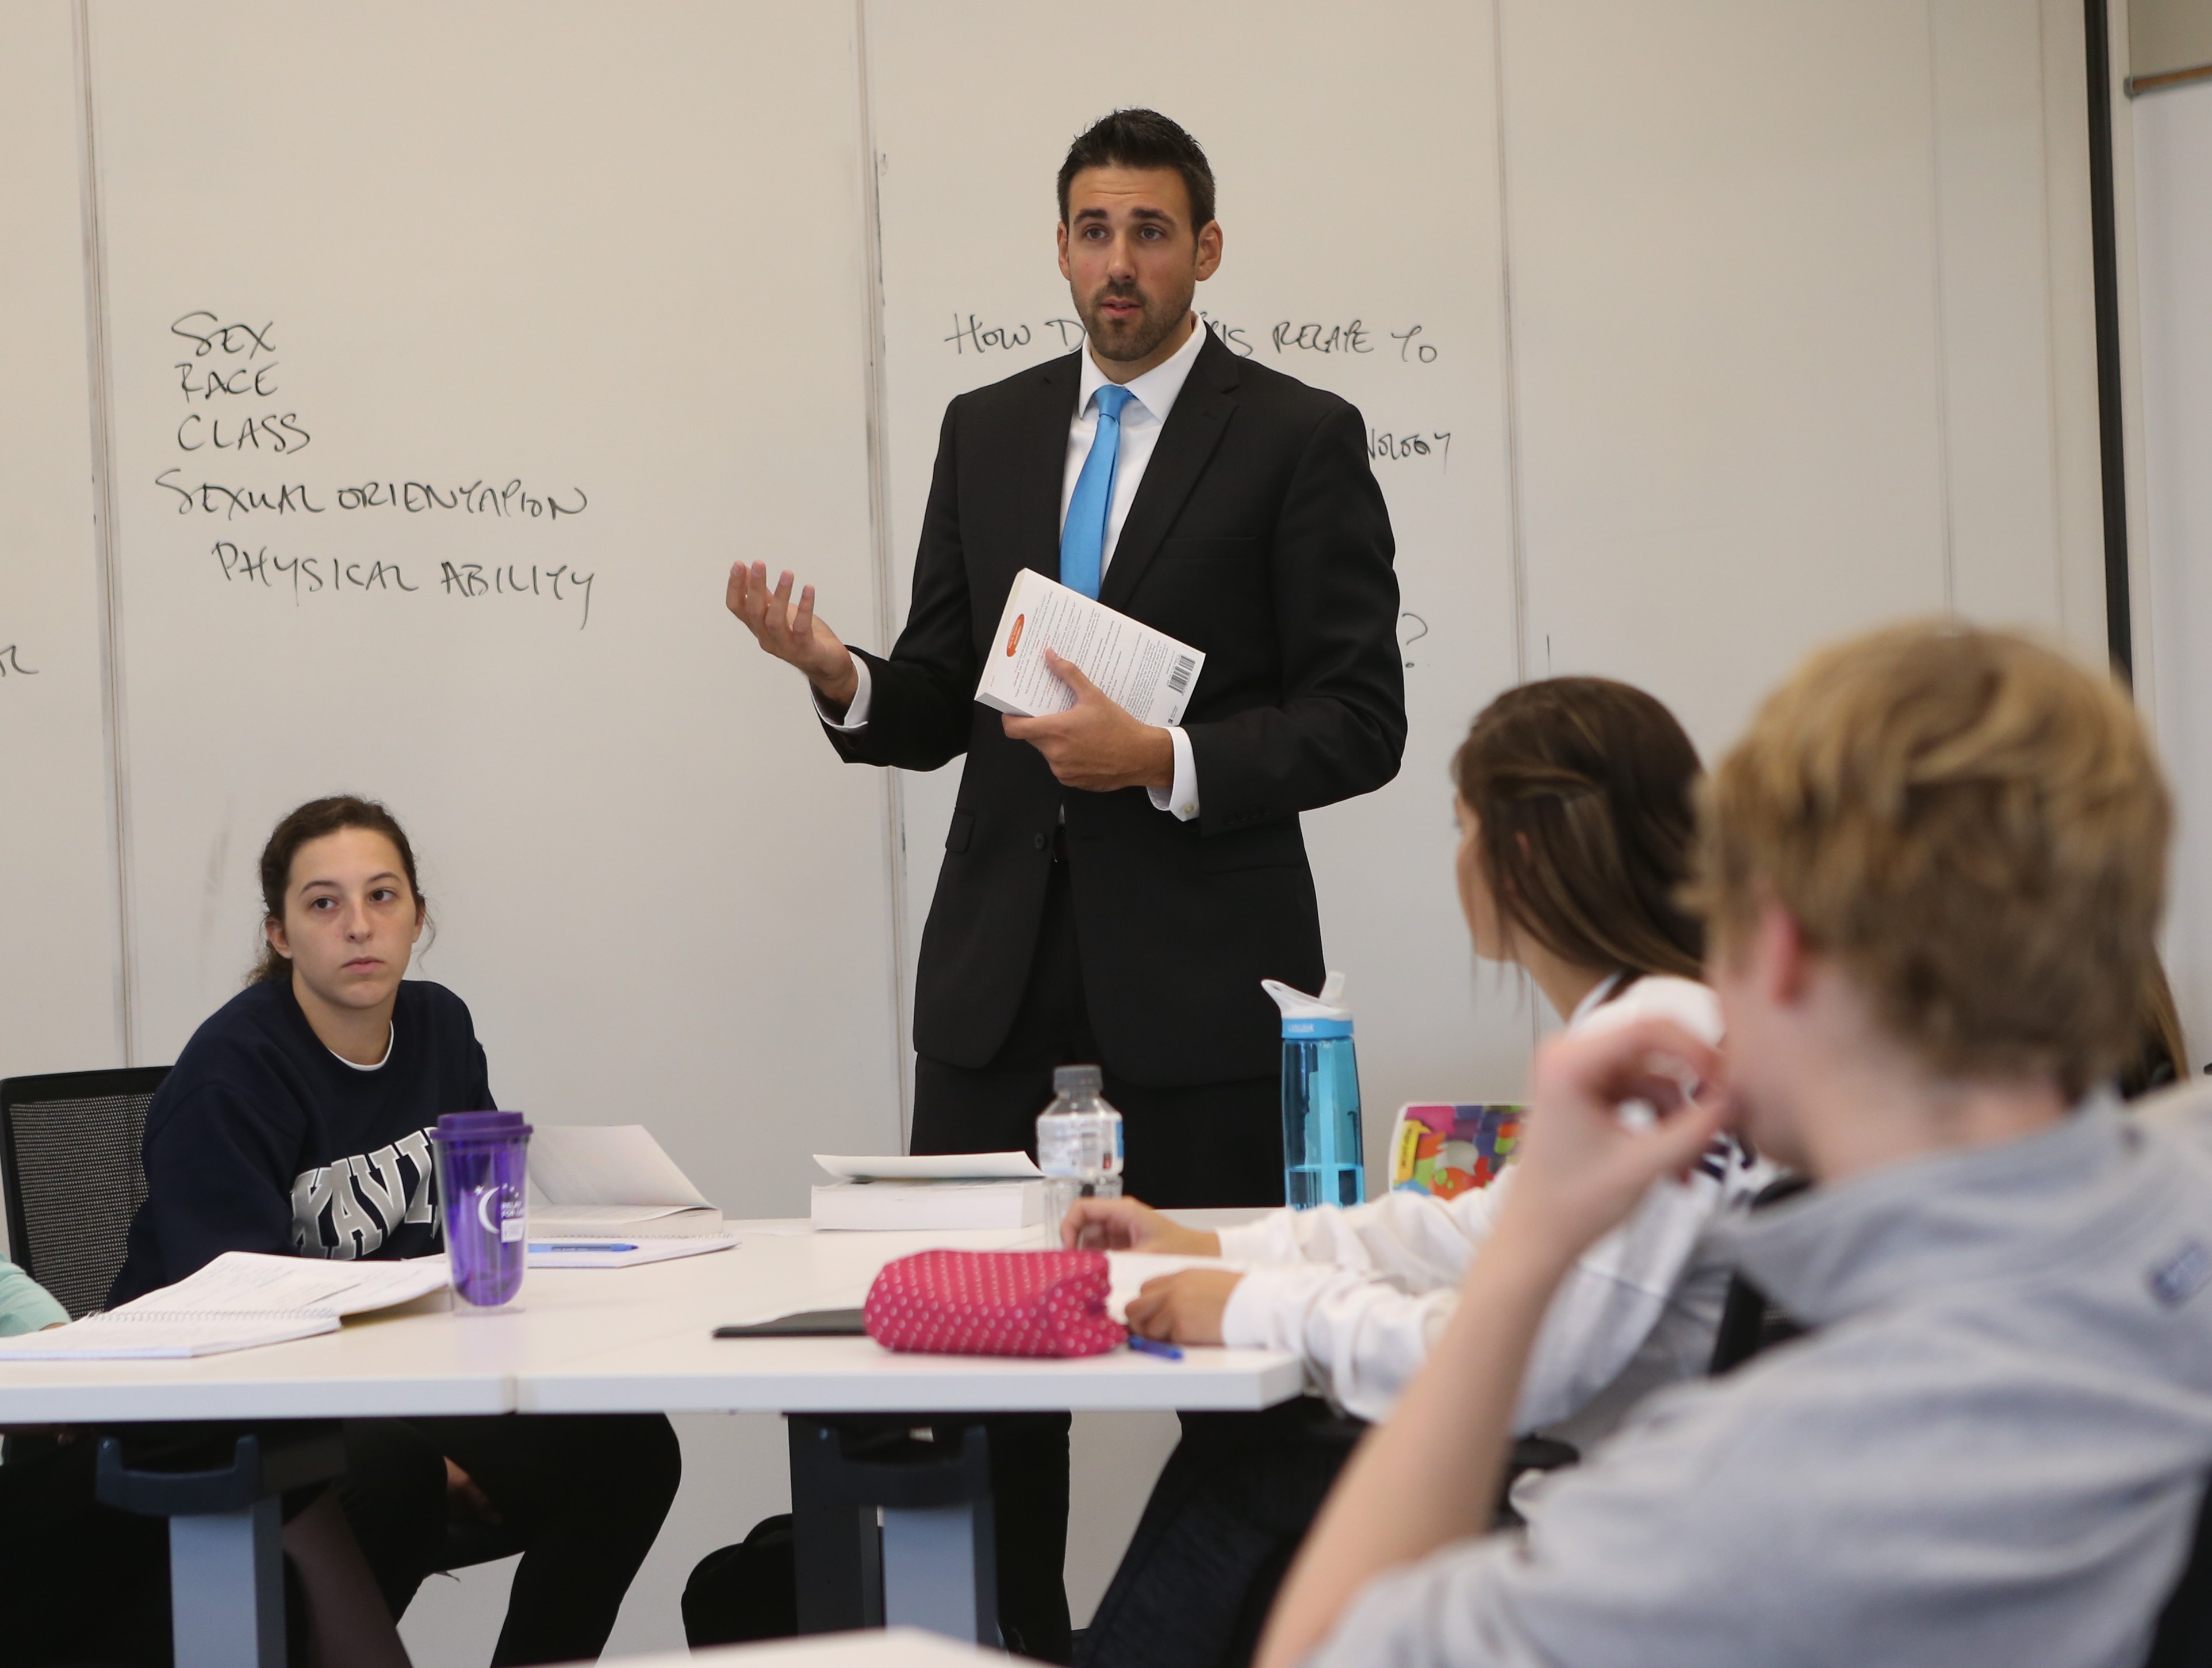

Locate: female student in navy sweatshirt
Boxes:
[110,795,680,1667]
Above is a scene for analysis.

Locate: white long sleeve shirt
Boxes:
[1216,975,1777,1443]
[819,319,1211,819]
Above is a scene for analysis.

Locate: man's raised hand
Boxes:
[1002,649,1175,792]
[724,560,859,715]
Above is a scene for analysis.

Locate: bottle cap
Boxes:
[1263,973,1354,1038]
[1052,1064,1103,1098]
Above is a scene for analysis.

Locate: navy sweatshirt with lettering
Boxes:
[110,977,494,1305]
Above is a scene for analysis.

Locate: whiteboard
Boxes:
[866,0,1539,1156]
[2136,76,2212,1063]
[862,0,2105,1175]
[83,2,903,1217]
[9,0,2110,1195]
[0,0,124,1095]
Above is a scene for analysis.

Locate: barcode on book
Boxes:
[1167,655,1197,694]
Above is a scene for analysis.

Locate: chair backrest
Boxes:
[1707,1174,1812,1376]
[2144,1473,2212,1668]
[0,1067,171,1317]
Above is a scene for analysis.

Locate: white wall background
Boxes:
[2136,74,2212,1067]
[0,0,2119,1657]
[0,5,124,1109]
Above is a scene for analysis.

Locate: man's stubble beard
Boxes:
[1079,277,1195,365]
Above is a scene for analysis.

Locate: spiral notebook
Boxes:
[0,1250,452,1359]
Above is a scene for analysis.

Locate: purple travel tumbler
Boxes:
[433,1110,531,1312]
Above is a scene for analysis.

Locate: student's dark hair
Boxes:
[251,795,428,985]
[1057,109,1216,231]
[1453,678,1705,983]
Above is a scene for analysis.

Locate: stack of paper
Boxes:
[531,1125,725,1237]
[0,1251,451,1360]
[811,1152,1046,1231]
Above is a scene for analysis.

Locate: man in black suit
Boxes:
[726,109,1403,1663]
[729,110,1405,1213]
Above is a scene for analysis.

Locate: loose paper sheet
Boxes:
[0,1251,450,1360]
[110,1249,452,1318]
[531,1125,715,1208]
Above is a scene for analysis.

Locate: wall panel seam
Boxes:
[853,0,912,1142]
[2034,0,2073,630]
[71,0,133,1065]
[1925,0,1960,615]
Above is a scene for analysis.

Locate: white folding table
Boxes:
[0,1221,1302,1662]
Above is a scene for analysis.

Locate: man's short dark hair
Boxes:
[1057,109,1216,230]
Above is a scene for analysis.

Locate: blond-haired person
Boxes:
[1261,623,2212,1668]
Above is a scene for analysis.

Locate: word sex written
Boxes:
[945,311,1442,364]
[213,542,596,630]
[172,310,309,455]
[0,645,37,677]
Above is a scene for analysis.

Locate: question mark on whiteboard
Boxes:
[1398,612,1429,668]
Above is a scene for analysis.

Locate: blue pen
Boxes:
[531,1243,639,1252]
[1128,1335,1183,1361]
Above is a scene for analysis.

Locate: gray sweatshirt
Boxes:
[1308,1087,2212,1668]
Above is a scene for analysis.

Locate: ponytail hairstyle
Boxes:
[251,795,429,985]
[1452,678,1704,982]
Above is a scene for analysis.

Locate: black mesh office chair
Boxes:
[1,1067,171,1317]
[1706,1174,1812,1376]
[2144,1473,2212,1668]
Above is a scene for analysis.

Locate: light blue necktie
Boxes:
[1059,384,1135,599]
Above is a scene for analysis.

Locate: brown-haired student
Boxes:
[1064,678,1775,1668]
[111,795,680,1667]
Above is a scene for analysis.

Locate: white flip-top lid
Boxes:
[1263,971,1352,1036]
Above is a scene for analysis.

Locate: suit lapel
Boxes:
[1098,329,1239,613]
[1018,352,1080,585]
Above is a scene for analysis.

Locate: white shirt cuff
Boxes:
[1148,724,1199,820]
[815,651,872,731]
[1215,1214,1301,1266]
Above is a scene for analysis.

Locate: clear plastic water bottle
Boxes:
[1037,1063,1124,1242]
[1264,973,1366,1210]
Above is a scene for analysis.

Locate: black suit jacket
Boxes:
[830,329,1405,1085]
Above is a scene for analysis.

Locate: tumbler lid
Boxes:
[433,1109,532,1141]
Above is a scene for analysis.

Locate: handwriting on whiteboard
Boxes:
[1397,612,1429,669]
[159,310,597,628]
[0,645,38,677]
[1368,430,1452,470]
[211,543,595,629]
[156,471,588,522]
[941,310,1442,366]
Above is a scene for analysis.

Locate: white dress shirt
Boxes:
[822,317,1211,820]
[1214,976,1778,1443]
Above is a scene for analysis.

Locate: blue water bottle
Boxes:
[1264,973,1366,1209]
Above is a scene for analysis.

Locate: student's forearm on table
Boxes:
[1255,1233,1571,1668]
